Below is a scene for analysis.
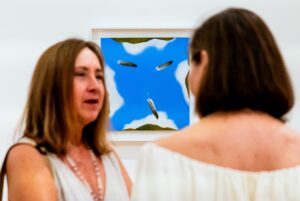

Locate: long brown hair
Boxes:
[21,38,111,156]
[189,8,294,121]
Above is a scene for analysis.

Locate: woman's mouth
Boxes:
[84,99,99,104]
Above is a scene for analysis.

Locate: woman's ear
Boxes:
[189,50,209,96]
[199,50,208,69]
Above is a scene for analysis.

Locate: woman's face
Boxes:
[73,47,105,127]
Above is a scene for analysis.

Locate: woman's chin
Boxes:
[80,115,99,126]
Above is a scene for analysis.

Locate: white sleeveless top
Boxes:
[19,138,129,201]
[131,143,300,201]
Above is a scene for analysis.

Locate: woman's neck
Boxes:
[66,141,89,158]
[195,109,284,134]
[68,124,84,146]
[202,109,279,122]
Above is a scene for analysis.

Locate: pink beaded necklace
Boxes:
[66,149,104,201]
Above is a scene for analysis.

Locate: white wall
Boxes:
[1,0,300,182]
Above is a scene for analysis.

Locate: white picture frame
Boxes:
[91,28,195,142]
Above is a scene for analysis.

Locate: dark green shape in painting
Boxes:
[112,38,174,44]
[123,124,176,131]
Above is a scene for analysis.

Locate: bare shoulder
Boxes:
[155,130,184,147]
[153,122,218,163]
[6,144,58,201]
[7,144,50,172]
[155,124,200,151]
[283,127,300,147]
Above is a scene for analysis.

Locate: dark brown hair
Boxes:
[189,8,294,121]
[21,38,111,156]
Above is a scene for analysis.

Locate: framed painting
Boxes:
[91,29,193,141]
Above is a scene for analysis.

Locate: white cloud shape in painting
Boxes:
[104,66,124,117]
[122,39,173,55]
[175,60,190,104]
[123,112,178,130]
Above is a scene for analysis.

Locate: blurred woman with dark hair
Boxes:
[131,8,300,201]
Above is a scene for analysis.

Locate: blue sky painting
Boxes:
[100,37,190,131]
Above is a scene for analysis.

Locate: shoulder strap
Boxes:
[0,153,7,200]
[0,137,38,200]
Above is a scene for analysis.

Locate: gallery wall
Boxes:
[0,0,300,182]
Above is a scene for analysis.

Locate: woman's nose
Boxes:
[87,76,100,92]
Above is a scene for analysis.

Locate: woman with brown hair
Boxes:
[131,8,300,201]
[1,38,131,201]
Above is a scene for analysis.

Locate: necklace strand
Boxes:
[66,149,104,201]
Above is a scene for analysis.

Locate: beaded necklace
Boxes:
[66,149,104,201]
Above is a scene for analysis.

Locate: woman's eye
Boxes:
[96,75,103,80]
[74,72,85,76]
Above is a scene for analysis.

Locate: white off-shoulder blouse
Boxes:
[131,143,300,201]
